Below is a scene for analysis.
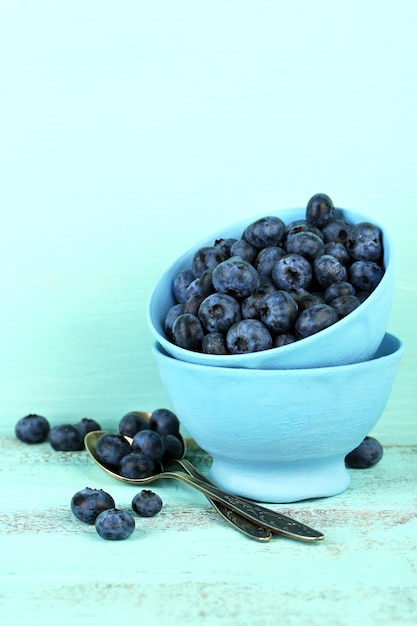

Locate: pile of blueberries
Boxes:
[71,487,164,541]
[15,408,182,540]
[165,193,385,354]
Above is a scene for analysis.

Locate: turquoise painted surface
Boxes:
[1,2,416,624]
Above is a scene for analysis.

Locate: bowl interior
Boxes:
[148,206,394,369]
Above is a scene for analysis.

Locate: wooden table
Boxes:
[1,416,416,625]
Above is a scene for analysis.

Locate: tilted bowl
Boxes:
[152,333,403,503]
[147,206,394,369]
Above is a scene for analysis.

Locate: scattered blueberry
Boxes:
[132,490,163,517]
[71,487,115,524]
[95,508,135,541]
[49,424,85,451]
[95,433,132,468]
[149,408,180,437]
[76,418,102,437]
[345,436,383,469]
[119,452,155,479]
[162,434,184,461]
[131,429,165,464]
[15,414,50,444]
[118,411,149,438]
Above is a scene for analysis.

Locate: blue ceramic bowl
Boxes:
[147,207,395,369]
[153,333,403,503]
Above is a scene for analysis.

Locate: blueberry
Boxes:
[230,239,258,264]
[49,424,85,451]
[226,319,273,354]
[149,408,180,437]
[162,434,184,461]
[95,433,132,468]
[296,293,325,312]
[119,452,155,479]
[212,257,260,300]
[213,237,238,255]
[184,277,202,300]
[15,413,50,444]
[295,303,339,339]
[285,219,324,241]
[202,331,229,354]
[172,269,195,303]
[321,217,351,243]
[272,253,313,291]
[71,487,115,524]
[324,281,356,303]
[196,269,215,297]
[243,216,286,248]
[313,254,348,288]
[241,292,267,319]
[330,294,361,318]
[260,291,298,334]
[164,303,184,341]
[306,193,334,227]
[198,292,241,333]
[131,429,165,464]
[286,231,325,260]
[132,490,163,517]
[119,411,149,438]
[95,508,135,540]
[274,333,297,347]
[192,246,227,277]
[323,242,351,267]
[347,222,382,262]
[182,294,205,316]
[172,313,204,351]
[255,246,286,277]
[76,418,102,437]
[345,436,383,469]
[349,261,384,292]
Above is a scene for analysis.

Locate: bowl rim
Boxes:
[147,205,395,365]
[152,332,404,375]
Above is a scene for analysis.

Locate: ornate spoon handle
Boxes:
[163,468,324,542]
[174,459,272,541]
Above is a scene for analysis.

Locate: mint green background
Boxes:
[1,0,416,441]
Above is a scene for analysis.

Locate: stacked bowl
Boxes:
[147,195,403,503]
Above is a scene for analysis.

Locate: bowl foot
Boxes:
[207,456,351,503]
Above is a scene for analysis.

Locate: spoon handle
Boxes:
[174,459,272,541]
[165,469,324,542]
